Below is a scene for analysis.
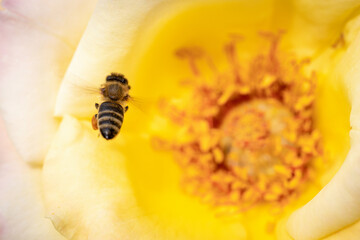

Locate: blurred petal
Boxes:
[290,0,360,54]
[276,218,292,240]
[0,10,72,164]
[339,15,360,130]
[0,118,66,240]
[324,220,360,240]
[287,130,360,239]
[1,0,97,48]
[287,15,360,240]
[0,0,95,163]
[0,10,71,163]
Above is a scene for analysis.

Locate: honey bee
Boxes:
[92,73,131,140]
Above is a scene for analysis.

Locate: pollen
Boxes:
[153,32,323,211]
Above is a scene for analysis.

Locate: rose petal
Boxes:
[43,115,246,239]
[287,15,360,240]
[0,0,96,163]
[0,10,73,164]
[323,220,360,240]
[287,130,360,239]
[0,118,66,240]
[1,0,97,48]
[339,15,360,131]
[43,115,142,239]
[290,0,360,54]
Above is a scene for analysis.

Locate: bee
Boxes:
[91,73,131,140]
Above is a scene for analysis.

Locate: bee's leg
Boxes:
[95,103,99,109]
[125,106,129,112]
[91,114,98,130]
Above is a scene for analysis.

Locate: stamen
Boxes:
[153,32,323,212]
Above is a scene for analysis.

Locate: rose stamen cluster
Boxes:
[154,32,323,211]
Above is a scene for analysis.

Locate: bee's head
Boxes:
[106,73,128,85]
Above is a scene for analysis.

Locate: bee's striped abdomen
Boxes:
[98,101,124,140]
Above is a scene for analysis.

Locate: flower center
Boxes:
[221,99,296,176]
[153,32,323,211]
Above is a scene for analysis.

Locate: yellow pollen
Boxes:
[153,32,323,211]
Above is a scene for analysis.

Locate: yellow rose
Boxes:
[2,0,360,239]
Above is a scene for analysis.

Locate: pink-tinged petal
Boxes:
[0,118,66,240]
[0,0,97,164]
[1,0,97,47]
[0,10,74,164]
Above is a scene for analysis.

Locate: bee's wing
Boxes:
[62,72,105,96]
[55,74,104,118]
[65,81,102,96]
[127,96,153,115]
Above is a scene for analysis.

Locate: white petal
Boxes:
[0,118,66,240]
